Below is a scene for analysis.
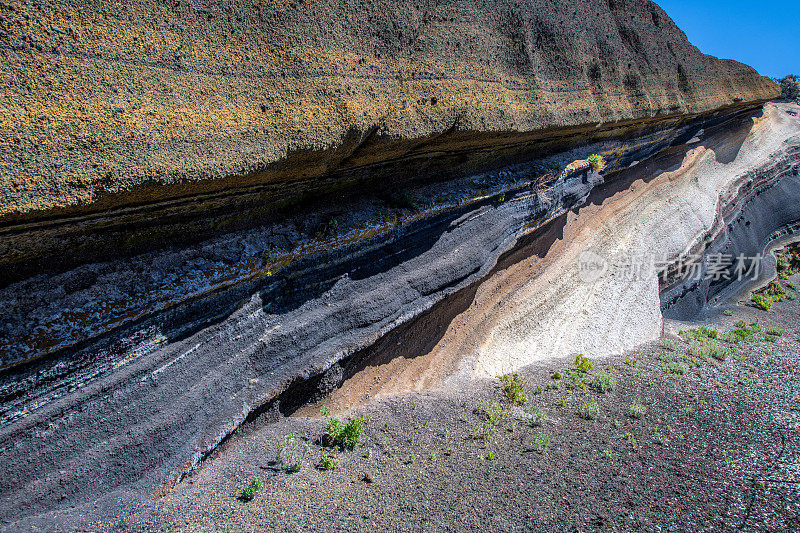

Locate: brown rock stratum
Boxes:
[0,0,779,220]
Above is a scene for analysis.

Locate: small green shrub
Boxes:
[590,371,616,393]
[551,371,563,380]
[587,154,607,171]
[625,355,638,367]
[662,362,686,375]
[486,450,496,460]
[688,339,729,361]
[499,373,528,405]
[531,433,551,453]
[723,309,734,316]
[525,405,546,427]
[680,327,718,341]
[317,455,339,471]
[326,415,368,450]
[629,400,646,419]
[471,400,510,444]
[578,399,600,420]
[752,294,773,310]
[726,319,761,342]
[240,477,263,501]
[574,354,594,374]
[779,74,800,100]
[276,434,309,472]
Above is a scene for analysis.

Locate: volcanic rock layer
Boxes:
[0,0,779,285]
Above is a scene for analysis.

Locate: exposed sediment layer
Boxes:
[308,102,800,413]
[0,0,779,284]
[1,103,798,525]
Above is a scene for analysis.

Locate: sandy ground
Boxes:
[13,272,800,532]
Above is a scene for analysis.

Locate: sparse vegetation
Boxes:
[752,294,774,310]
[687,338,729,361]
[629,400,646,419]
[317,454,339,471]
[499,373,528,405]
[471,400,510,444]
[578,399,600,420]
[240,477,263,501]
[680,327,718,341]
[590,371,616,393]
[531,433,551,453]
[525,405,546,427]
[726,319,761,342]
[662,361,686,375]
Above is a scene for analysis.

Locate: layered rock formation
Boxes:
[0,0,791,527]
[0,0,779,283]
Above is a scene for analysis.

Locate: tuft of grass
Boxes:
[317,455,339,471]
[602,448,613,460]
[629,400,646,419]
[625,355,638,367]
[240,477,263,501]
[499,373,528,405]
[587,154,607,171]
[325,415,368,450]
[723,309,734,316]
[486,450,496,460]
[578,399,600,420]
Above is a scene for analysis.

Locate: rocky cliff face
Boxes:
[0,0,777,222]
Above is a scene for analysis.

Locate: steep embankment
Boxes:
[0,0,778,284]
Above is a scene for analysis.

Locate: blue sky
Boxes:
[656,0,799,79]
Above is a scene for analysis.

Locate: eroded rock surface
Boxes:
[0,0,777,220]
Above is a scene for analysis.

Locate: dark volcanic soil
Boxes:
[13,277,800,532]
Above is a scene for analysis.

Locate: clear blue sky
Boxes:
[656,0,799,79]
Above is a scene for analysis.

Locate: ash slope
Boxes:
[0,0,778,219]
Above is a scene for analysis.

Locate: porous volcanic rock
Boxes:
[0,0,778,220]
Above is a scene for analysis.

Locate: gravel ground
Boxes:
[24,275,797,532]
